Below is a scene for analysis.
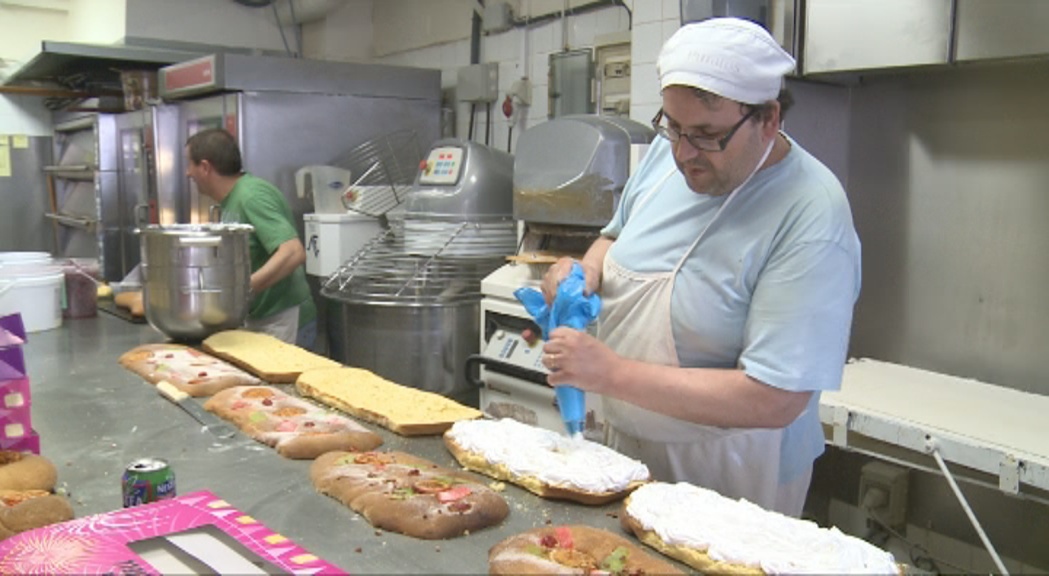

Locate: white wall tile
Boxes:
[531,52,550,85]
[662,0,680,21]
[530,21,555,53]
[634,0,662,24]
[662,17,681,44]
[631,62,659,104]
[595,5,626,34]
[441,67,458,90]
[569,13,596,48]
[0,95,51,136]
[629,102,660,126]
[499,61,523,93]
[484,31,517,63]
[441,42,461,69]
[631,21,664,64]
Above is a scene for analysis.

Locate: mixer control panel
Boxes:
[419,146,464,186]
[483,329,548,375]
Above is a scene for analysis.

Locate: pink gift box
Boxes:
[0,314,25,349]
[0,490,346,574]
[0,347,25,383]
[0,427,38,454]
[0,405,31,440]
[0,377,29,408]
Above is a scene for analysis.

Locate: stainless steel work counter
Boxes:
[24,314,661,574]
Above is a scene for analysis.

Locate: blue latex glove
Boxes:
[514,262,601,437]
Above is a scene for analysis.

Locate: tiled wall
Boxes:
[371,2,681,151]
[629,0,681,125]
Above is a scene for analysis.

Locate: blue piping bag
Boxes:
[514,263,601,438]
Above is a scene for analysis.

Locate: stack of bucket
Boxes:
[0,252,64,333]
[0,252,100,332]
[0,314,39,453]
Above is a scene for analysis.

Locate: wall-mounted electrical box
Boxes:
[483,1,516,34]
[548,49,594,118]
[594,31,631,117]
[457,63,499,103]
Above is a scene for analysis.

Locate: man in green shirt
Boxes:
[185,128,316,347]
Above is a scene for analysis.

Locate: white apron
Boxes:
[600,141,811,516]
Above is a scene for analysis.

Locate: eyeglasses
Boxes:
[651,107,758,152]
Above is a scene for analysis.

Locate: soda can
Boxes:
[122,458,176,507]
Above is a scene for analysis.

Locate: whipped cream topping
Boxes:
[626,482,898,575]
[447,418,649,494]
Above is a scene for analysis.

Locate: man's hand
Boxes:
[540,327,618,392]
[540,257,602,305]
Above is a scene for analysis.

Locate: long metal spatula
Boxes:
[157,381,238,439]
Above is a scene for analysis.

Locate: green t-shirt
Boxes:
[220,173,316,324]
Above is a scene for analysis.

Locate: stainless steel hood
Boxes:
[1,40,210,89]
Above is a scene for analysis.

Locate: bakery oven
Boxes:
[470,115,653,441]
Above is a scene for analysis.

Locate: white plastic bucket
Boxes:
[0,265,65,333]
[0,252,51,267]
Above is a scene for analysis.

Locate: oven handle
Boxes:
[464,354,550,388]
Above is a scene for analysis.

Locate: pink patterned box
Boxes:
[0,378,31,445]
[0,426,38,454]
[0,490,346,575]
[0,314,27,384]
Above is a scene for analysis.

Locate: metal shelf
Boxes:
[43,164,96,181]
[44,211,96,232]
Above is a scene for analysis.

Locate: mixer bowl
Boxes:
[139,224,253,341]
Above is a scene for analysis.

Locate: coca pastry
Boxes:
[311,450,509,540]
[622,482,901,575]
[489,524,685,575]
[444,418,649,505]
[119,343,261,397]
[204,386,382,459]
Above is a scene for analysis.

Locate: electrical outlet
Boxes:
[858,461,909,530]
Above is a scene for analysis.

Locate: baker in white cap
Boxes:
[540,18,861,516]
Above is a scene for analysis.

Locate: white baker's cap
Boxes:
[657,18,795,105]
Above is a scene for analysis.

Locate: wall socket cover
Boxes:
[858,460,909,529]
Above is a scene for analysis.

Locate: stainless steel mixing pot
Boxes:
[139,224,253,341]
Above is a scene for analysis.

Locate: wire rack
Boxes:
[330,129,423,218]
[321,219,516,305]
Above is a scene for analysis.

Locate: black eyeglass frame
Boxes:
[651,107,759,152]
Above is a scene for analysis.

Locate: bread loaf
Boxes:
[311,450,509,540]
[489,524,685,575]
[621,482,902,575]
[119,343,261,397]
[444,418,650,505]
[0,490,74,540]
[296,366,482,436]
[0,452,56,492]
[202,330,340,382]
[203,385,382,459]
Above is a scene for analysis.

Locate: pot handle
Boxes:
[178,236,223,247]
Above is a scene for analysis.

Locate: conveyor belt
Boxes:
[820,358,1049,497]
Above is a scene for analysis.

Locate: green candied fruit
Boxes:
[600,546,629,573]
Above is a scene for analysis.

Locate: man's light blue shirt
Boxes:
[601,135,861,483]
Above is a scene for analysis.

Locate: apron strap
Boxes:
[671,138,776,274]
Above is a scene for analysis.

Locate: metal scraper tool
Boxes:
[157,381,238,439]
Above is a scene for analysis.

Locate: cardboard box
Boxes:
[0,490,345,574]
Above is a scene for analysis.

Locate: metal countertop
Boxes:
[24,314,669,574]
